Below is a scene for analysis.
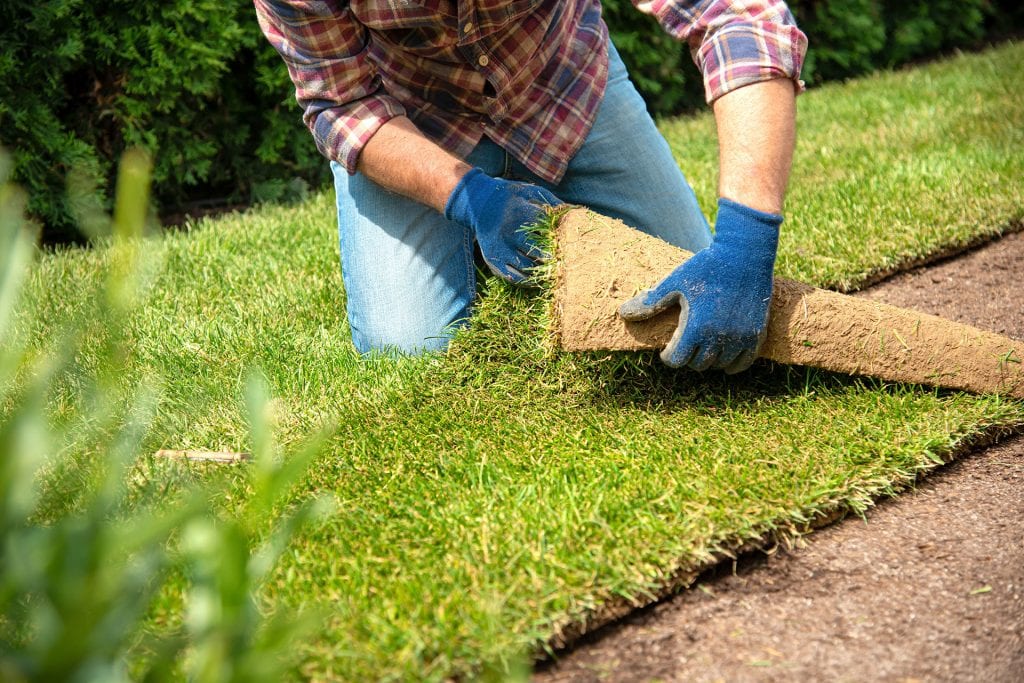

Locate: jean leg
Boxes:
[541,41,712,252]
[332,140,507,354]
[333,162,471,354]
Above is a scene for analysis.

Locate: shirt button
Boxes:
[463,22,473,33]
[477,54,490,67]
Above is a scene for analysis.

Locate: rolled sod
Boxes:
[553,208,1024,399]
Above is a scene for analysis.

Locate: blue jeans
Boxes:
[332,42,711,354]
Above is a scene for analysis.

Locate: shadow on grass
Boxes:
[442,277,951,418]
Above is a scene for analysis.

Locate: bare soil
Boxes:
[535,230,1024,682]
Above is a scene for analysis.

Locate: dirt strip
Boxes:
[534,231,1024,682]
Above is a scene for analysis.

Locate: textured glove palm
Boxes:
[445,167,561,284]
[619,198,782,373]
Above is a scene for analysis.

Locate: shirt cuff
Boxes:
[308,94,408,175]
[698,22,808,103]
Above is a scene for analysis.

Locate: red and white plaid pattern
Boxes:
[255,1,806,184]
[634,0,807,101]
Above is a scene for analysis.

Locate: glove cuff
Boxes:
[714,197,783,253]
[444,167,493,225]
[718,196,783,226]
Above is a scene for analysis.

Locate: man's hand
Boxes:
[619,77,796,373]
[355,118,560,284]
[444,168,561,284]
[619,198,781,373]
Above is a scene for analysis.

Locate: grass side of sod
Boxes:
[11,42,1024,679]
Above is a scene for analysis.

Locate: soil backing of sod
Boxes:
[553,208,1024,398]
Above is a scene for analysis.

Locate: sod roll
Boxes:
[554,208,1024,399]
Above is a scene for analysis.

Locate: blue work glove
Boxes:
[444,167,561,284]
[619,198,782,373]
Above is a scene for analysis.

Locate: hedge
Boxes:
[2,1,1021,242]
[604,0,1023,114]
[0,1,319,243]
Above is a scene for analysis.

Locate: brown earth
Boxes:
[554,209,1024,398]
[535,230,1024,682]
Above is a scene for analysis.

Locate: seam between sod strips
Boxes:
[536,420,1024,660]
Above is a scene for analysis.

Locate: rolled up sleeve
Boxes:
[632,0,807,103]
[254,0,407,173]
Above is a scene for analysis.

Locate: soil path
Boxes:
[534,231,1024,682]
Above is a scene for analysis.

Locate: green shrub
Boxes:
[791,0,888,82]
[3,1,1022,242]
[789,0,999,83]
[0,1,322,243]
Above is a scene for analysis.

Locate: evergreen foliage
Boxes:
[1,1,1021,241]
[0,1,320,243]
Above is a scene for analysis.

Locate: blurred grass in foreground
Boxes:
[0,150,330,682]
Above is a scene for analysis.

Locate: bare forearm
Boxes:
[356,116,472,213]
[712,78,796,216]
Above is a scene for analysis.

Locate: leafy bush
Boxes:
[2,1,1022,242]
[0,1,322,243]
[791,0,888,82]
[0,151,329,681]
[789,0,1001,82]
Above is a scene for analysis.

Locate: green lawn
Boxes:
[12,42,1024,680]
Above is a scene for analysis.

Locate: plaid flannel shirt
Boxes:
[255,0,806,184]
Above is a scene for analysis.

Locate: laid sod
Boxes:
[10,42,1024,679]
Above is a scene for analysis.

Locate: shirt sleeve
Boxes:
[254,0,407,174]
[631,0,808,103]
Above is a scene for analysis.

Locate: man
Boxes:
[255,1,806,372]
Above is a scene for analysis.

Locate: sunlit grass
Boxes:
[10,42,1024,680]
